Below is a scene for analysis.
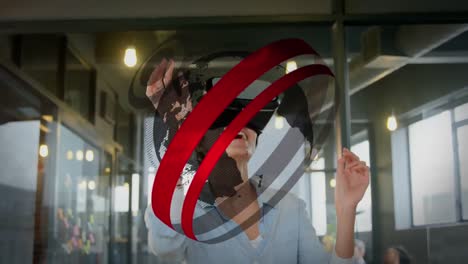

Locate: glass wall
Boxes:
[0,32,136,264]
[110,155,134,264]
[46,124,111,263]
[0,39,126,263]
[11,35,97,123]
[64,49,96,122]
[0,65,57,263]
[18,34,62,97]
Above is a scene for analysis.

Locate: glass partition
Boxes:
[47,125,110,263]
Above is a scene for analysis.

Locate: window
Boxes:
[310,157,327,236]
[457,125,468,220]
[19,35,62,96]
[351,140,372,232]
[455,102,468,122]
[409,111,457,225]
[393,99,468,228]
[0,66,57,263]
[455,102,468,220]
[64,49,96,121]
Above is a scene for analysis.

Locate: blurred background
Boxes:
[0,0,468,263]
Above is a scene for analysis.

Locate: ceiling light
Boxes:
[124,47,137,67]
[275,115,284,130]
[286,61,297,73]
[39,144,48,158]
[329,178,336,188]
[76,150,84,161]
[387,114,398,131]
[88,180,96,190]
[79,180,87,189]
[66,150,74,160]
[85,150,94,162]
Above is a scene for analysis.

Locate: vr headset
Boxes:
[204,77,279,135]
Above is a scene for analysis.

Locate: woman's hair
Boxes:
[392,246,412,264]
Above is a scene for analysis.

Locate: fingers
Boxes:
[355,161,367,175]
[358,161,368,174]
[343,148,359,163]
[343,148,360,161]
[147,58,168,86]
[350,162,369,177]
[338,148,366,177]
[337,157,345,179]
[343,156,368,175]
[345,160,361,170]
[164,59,175,84]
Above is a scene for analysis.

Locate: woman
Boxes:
[383,246,412,264]
[144,58,370,264]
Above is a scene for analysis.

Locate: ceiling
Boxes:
[11,24,468,115]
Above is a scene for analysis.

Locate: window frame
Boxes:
[393,88,468,229]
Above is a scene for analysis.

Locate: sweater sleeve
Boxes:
[144,188,187,262]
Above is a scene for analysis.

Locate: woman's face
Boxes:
[197,127,258,197]
[225,127,258,162]
[198,126,258,163]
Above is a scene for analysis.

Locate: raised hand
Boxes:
[334,148,370,258]
[335,148,370,212]
[146,58,193,141]
[146,58,175,110]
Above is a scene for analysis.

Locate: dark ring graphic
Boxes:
[151,38,318,229]
[181,64,333,240]
[150,38,336,243]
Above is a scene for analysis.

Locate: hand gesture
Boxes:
[335,148,370,213]
[146,58,193,141]
[146,58,175,110]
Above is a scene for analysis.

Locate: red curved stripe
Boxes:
[151,39,319,229]
[180,64,334,240]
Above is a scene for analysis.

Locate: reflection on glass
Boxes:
[409,111,457,225]
[111,155,133,264]
[20,35,61,96]
[64,50,94,120]
[0,121,41,263]
[131,173,140,216]
[50,125,109,263]
[115,184,130,212]
[0,65,57,263]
